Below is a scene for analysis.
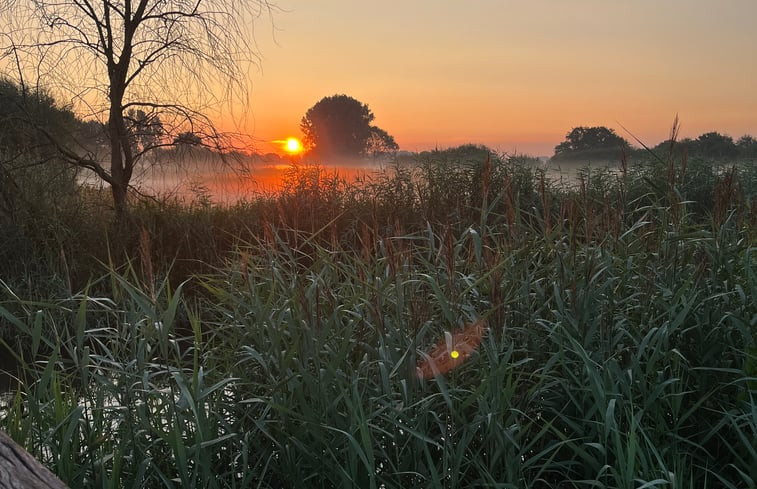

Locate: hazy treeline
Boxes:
[551,124,757,162]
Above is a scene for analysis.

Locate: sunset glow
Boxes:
[244,1,756,156]
[284,137,303,154]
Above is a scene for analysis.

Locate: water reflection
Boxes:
[78,152,391,204]
[77,151,623,205]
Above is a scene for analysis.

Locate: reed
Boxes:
[0,145,755,487]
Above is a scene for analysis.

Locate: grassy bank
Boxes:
[0,149,755,487]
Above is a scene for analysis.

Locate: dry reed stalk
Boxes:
[620,147,628,180]
[488,249,503,320]
[239,249,250,282]
[612,193,624,242]
[416,318,488,379]
[443,225,455,289]
[602,193,614,239]
[714,166,738,226]
[481,153,491,218]
[579,175,594,243]
[384,236,397,277]
[667,115,681,169]
[503,172,517,240]
[392,217,411,272]
[59,246,72,294]
[330,221,339,250]
[139,227,155,300]
[560,195,577,250]
[539,171,550,235]
[360,221,374,263]
[262,217,275,247]
[667,118,682,226]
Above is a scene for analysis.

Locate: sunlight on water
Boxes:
[77,151,623,205]
[77,152,390,204]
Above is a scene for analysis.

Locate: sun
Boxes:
[283,137,303,154]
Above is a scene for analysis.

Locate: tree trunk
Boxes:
[0,431,68,489]
[108,73,131,222]
[109,107,129,222]
[110,178,129,222]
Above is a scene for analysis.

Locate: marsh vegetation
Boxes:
[1,143,755,487]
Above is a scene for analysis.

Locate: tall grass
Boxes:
[0,148,755,487]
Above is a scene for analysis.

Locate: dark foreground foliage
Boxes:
[0,147,755,487]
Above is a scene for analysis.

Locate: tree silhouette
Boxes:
[553,126,630,161]
[0,78,78,158]
[652,132,750,160]
[1,0,276,219]
[300,94,397,159]
[125,109,164,154]
[0,78,83,225]
[693,132,738,159]
[173,132,202,146]
[366,127,399,158]
[737,135,757,158]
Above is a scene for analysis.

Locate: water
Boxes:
[77,152,623,205]
[78,153,391,204]
[539,159,623,187]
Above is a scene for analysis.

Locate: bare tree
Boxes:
[0,0,276,219]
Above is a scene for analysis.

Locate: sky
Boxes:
[235,1,757,157]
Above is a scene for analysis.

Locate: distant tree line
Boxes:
[650,132,757,160]
[552,125,757,162]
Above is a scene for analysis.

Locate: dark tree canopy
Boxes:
[0,78,82,222]
[737,135,757,158]
[652,137,689,154]
[366,126,399,158]
[652,132,749,160]
[173,131,203,146]
[693,131,738,159]
[125,109,164,154]
[300,94,398,159]
[553,126,630,161]
[0,78,79,157]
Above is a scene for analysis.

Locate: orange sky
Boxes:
[232,1,757,157]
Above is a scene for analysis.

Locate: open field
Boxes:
[1,150,756,487]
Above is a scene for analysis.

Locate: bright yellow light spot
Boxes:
[450,350,460,359]
[284,137,303,154]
